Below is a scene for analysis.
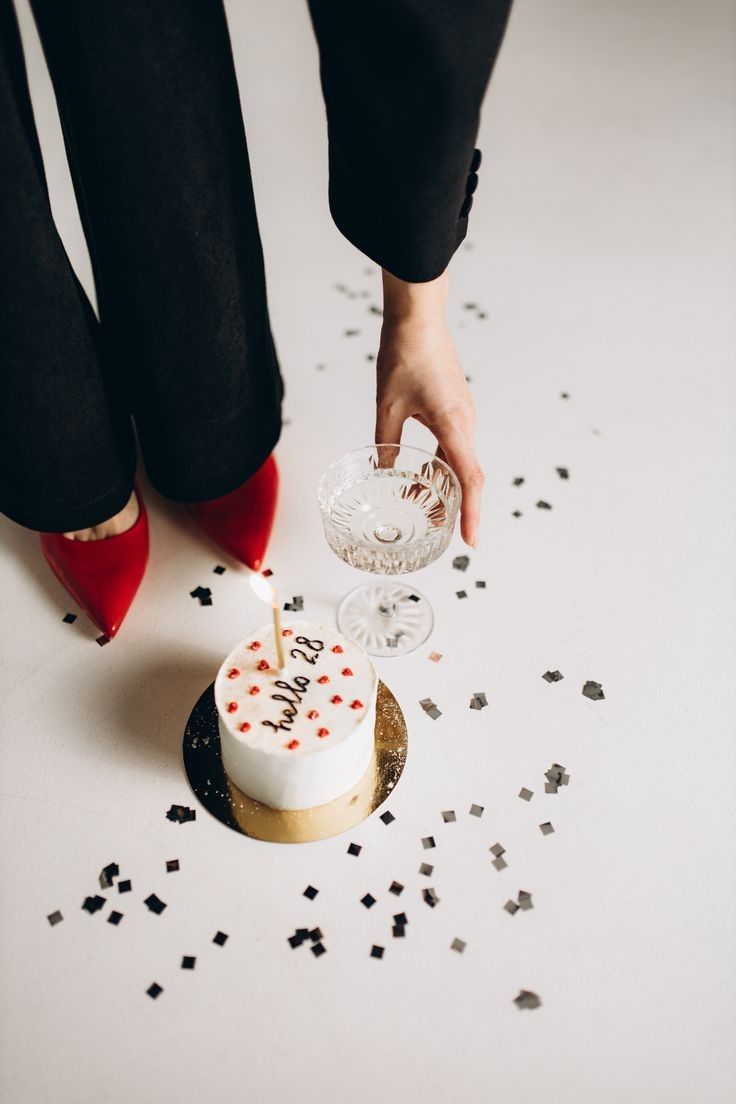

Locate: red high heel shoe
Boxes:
[40,486,149,638]
[187,454,278,571]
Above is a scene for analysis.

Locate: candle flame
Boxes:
[250,572,276,605]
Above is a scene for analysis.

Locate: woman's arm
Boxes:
[376,268,483,548]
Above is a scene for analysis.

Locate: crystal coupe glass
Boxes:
[317,444,461,657]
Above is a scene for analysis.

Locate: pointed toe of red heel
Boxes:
[187,454,279,571]
[40,489,149,637]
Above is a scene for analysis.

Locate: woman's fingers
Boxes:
[435,427,484,547]
[374,400,405,467]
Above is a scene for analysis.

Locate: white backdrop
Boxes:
[1,1,735,1101]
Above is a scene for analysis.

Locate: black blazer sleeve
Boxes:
[306,0,514,282]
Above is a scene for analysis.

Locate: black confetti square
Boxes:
[47,910,63,926]
[213,565,226,574]
[406,594,420,602]
[421,836,436,850]
[582,680,605,701]
[181,956,196,970]
[389,881,404,896]
[99,862,119,889]
[82,895,106,915]
[469,804,484,818]
[539,822,555,835]
[475,580,486,588]
[392,925,405,938]
[146,983,163,1000]
[419,863,433,877]
[556,467,569,479]
[361,893,376,909]
[512,477,525,486]
[190,585,213,606]
[107,910,123,925]
[371,945,384,959]
[512,510,522,518]
[451,938,466,953]
[542,670,564,683]
[309,927,323,942]
[288,932,305,949]
[165,860,180,873]
[303,885,319,900]
[95,634,110,647]
[347,842,362,857]
[62,612,77,624]
[380,810,395,825]
[441,810,456,823]
[452,555,470,572]
[422,888,439,908]
[536,500,552,510]
[456,590,468,599]
[144,894,166,915]
[166,804,196,824]
[213,931,229,946]
[514,990,541,1010]
[393,912,408,927]
[311,942,327,957]
[118,880,132,894]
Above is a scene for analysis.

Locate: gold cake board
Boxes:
[182,680,408,843]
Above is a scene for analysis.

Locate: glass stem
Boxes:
[378,600,397,619]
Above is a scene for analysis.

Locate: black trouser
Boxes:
[0,0,513,532]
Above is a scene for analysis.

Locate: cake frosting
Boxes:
[214,619,378,810]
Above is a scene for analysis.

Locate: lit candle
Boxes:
[249,573,288,672]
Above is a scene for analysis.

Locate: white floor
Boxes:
[2,1,735,1101]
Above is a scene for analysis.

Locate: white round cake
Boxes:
[214,619,378,810]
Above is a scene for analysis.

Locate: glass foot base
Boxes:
[336,582,434,657]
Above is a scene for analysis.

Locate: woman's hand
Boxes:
[375,269,484,548]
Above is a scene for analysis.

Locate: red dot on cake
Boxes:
[227,701,238,713]
[341,667,354,677]
[331,644,344,654]
[317,675,329,684]
[248,641,262,651]
[350,700,364,710]
[249,686,260,696]
[256,659,270,671]
[307,710,319,720]
[227,668,240,679]
[286,739,299,750]
[317,728,330,738]
[330,695,343,705]
[239,722,251,732]
[282,629,293,637]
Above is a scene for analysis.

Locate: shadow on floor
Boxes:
[73,647,220,774]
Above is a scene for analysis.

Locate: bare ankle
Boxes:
[62,489,139,541]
